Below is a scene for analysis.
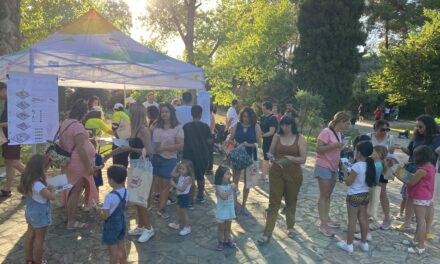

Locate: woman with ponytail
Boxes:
[337,141,376,254]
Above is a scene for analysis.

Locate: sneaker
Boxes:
[408,247,426,254]
[319,225,334,237]
[188,203,194,210]
[168,222,180,230]
[197,196,206,203]
[224,240,237,248]
[179,227,191,236]
[336,241,353,254]
[354,232,372,241]
[353,241,369,252]
[138,227,155,243]
[327,221,341,229]
[167,199,176,205]
[380,219,392,230]
[158,209,170,219]
[402,239,418,246]
[128,227,144,236]
[216,241,224,251]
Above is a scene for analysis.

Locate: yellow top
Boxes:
[85,118,112,135]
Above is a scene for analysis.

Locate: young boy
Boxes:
[97,165,129,264]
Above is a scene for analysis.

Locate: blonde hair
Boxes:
[129,103,147,138]
[177,159,195,178]
[373,145,388,175]
[328,111,351,129]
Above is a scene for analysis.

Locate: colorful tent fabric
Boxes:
[0,10,204,90]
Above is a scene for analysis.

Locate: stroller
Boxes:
[213,123,228,155]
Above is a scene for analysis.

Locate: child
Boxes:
[18,154,57,264]
[91,140,104,197]
[214,165,237,251]
[338,141,376,253]
[168,160,193,236]
[395,145,435,254]
[97,165,129,263]
[367,145,388,222]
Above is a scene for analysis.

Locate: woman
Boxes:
[315,111,350,236]
[83,109,114,139]
[367,120,394,230]
[111,103,130,167]
[60,99,98,229]
[104,103,154,243]
[229,107,262,216]
[400,115,440,240]
[153,103,184,219]
[258,116,307,244]
[87,95,101,111]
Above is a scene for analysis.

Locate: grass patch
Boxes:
[306,135,317,151]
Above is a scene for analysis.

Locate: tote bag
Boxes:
[245,161,259,188]
[127,155,153,208]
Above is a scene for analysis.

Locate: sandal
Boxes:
[67,221,88,230]
[0,190,12,198]
[258,235,271,245]
[224,240,237,248]
[287,229,296,238]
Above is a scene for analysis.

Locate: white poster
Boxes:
[7,72,58,145]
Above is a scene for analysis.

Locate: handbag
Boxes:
[245,161,259,188]
[227,145,253,171]
[45,121,78,168]
[127,155,153,208]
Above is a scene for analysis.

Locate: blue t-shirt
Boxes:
[374,161,383,184]
[407,135,440,166]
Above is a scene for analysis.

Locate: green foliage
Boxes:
[131,90,184,105]
[294,90,324,137]
[20,0,132,48]
[369,9,440,114]
[293,0,366,118]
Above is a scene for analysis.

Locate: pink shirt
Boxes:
[408,164,435,200]
[315,128,341,171]
[153,125,184,159]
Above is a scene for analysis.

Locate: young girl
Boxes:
[214,165,237,251]
[168,160,193,236]
[396,145,435,254]
[18,154,57,264]
[368,145,388,222]
[338,141,376,253]
[97,165,129,264]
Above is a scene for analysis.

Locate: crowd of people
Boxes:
[0,82,439,263]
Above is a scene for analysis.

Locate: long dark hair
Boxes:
[156,103,179,129]
[239,107,257,126]
[414,115,438,145]
[214,165,231,185]
[69,99,88,120]
[356,141,376,187]
[18,154,48,195]
[278,115,298,135]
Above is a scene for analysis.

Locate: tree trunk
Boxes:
[0,0,22,55]
[384,20,389,50]
[185,0,196,65]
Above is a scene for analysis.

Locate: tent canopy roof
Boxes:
[0,9,205,90]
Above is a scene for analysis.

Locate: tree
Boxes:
[293,0,366,118]
[20,0,132,48]
[0,0,22,55]
[369,9,440,114]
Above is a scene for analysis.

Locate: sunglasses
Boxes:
[380,128,390,132]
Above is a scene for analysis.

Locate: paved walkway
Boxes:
[0,122,439,263]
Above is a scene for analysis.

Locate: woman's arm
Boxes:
[228,126,237,143]
[268,134,279,156]
[158,137,184,152]
[285,135,308,164]
[316,139,343,154]
[255,124,262,147]
[74,133,94,174]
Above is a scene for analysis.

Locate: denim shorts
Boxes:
[152,155,177,180]
[314,165,338,181]
[177,194,190,209]
[25,197,52,228]
[346,192,369,207]
[102,221,126,245]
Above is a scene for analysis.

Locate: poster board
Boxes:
[7,72,59,145]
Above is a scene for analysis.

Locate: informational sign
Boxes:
[7,72,58,145]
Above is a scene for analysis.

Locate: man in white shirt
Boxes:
[176,92,193,126]
[143,92,159,109]
[226,99,239,132]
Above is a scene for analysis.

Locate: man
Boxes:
[284,103,300,125]
[226,99,239,132]
[260,101,278,181]
[0,82,25,198]
[176,92,193,126]
[183,105,212,203]
[142,92,159,109]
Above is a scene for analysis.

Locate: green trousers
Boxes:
[264,169,303,236]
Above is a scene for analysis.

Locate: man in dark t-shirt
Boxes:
[260,101,278,181]
[183,105,212,203]
[0,83,25,198]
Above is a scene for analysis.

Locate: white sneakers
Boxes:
[408,246,425,254]
[336,241,354,254]
[179,227,191,236]
[354,232,372,241]
[128,227,155,243]
[353,241,369,252]
[168,222,180,230]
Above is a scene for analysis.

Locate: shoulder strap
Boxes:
[111,190,124,201]
[58,120,79,140]
[294,134,299,146]
[329,128,340,142]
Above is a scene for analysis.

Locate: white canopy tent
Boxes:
[0,9,205,91]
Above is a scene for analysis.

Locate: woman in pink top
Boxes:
[396,145,435,254]
[60,99,97,229]
[314,112,351,237]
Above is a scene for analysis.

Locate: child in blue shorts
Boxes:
[97,165,129,263]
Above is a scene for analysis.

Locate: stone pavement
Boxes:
[0,122,439,264]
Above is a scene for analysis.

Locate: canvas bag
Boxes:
[245,161,259,188]
[127,155,153,208]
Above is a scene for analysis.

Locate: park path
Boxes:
[0,120,439,263]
